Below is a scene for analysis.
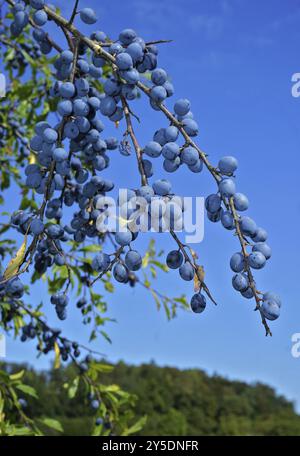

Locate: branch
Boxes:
[69,0,79,25]
[99,39,173,48]
[88,247,124,287]
[120,96,148,186]
[229,198,272,336]
[4,0,273,335]
[16,300,106,357]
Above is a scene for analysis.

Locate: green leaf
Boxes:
[163,300,171,320]
[80,244,102,253]
[11,426,34,436]
[121,416,147,436]
[68,377,79,399]
[39,418,63,433]
[104,281,114,293]
[16,384,38,399]
[54,342,61,370]
[150,289,161,311]
[100,330,112,344]
[4,233,28,279]
[92,363,114,373]
[142,252,150,268]
[150,259,169,272]
[9,370,24,381]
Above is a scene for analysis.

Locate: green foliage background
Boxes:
[2,361,300,436]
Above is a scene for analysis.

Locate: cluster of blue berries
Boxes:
[203,155,281,321]
[143,99,201,174]
[0,112,29,158]
[0,18,42,70]
[0,276,24,300]
[3,0,281,344]
[87,392,112,428]
[91,182,186,284]
[50,292,68,320]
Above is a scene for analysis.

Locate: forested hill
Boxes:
[2,361,300,436]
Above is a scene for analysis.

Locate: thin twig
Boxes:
[69,0,79,25]
[120,96,147,186]
[229,198,272,336]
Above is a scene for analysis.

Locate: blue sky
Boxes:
[2,0,300,410]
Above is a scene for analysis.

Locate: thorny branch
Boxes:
[3,0,272,336]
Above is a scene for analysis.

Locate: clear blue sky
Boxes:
[2,0,300,410]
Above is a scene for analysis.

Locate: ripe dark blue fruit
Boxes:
[6,277,24,298]
[205,194,221,213]
[163,157,180,173]
[125,250,142,271]
[174,98,190,116]
[115,53,133,70]
[113,263,129,283]
[53,147,68,162]
[30,135,43,151]
[166,250,183,269]
[218,156,238,174]
[188,159,203,173]
[100,97,117,117]
[182,118,198,136]
[221,211,234,230]
[241,288,254,299]
[162,142,180,160]
[42,128,58,144]
[18,398,28,408]
[164,126,178,142]
[92,253,111,272]
[91,31,106,42]
[263,292,282,308]
[248,251,266,270]
[115,231,132,246]
[47,224,64,239]
[207,208,223,223]
[58,100,73,117]
[252,242,272,260]
[152,179,171,196]
[233,193,249,211]
[30,218,45,235]
[59,81,75,98]
[181,146,198,166]
[151,68,167,85]
[80,8,98,25]
[119,29,137,45]
[137,185,154,203]
[30,0,45,10]
[91,399,100,409]
[179,262,194,281]
[240,216,257,237]
[190,293,206,313]
[127,42,144,63]
[64,122,79,139]
[261,299,280,321]
[142,159,153,177]
[230,252,245,273]
[144,141,162,158]
[150,86,167,103]
[219,178,236,197]
[33,10,48,26]
[232,273,249,292]
[253,227,268,243]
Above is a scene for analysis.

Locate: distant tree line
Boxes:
[1,361,299,436]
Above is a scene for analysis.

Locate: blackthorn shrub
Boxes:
[0,0,282,435]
